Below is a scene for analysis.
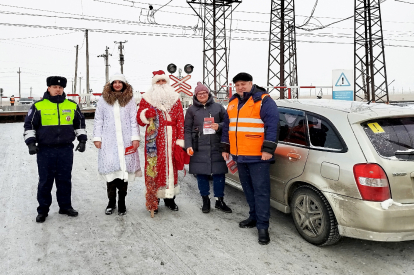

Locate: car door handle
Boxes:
[287,153,301,161]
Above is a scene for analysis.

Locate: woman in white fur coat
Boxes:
[93,73,142,216]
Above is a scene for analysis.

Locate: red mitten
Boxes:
[145,108,156,119]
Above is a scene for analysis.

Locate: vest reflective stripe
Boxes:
[229,126,265,133]
[227,94,268,156]
[35,99,76,126]
[229,118,263,124]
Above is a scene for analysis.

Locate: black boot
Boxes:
[105,200,116,215]
[239,218,257,228]
[258,229,270,245]
[117,181,128,216]
[106,181,117,215]
[36,213,48,223]
[215,197,232,213]
[201,196,210,213]
[164,196,179,211]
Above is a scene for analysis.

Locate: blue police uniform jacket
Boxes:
[23,91,87,146]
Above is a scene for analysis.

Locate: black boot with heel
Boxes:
[201,196,210,213]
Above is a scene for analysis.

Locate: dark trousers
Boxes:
[107,179,128,211]
[36,144,74,215]
[237,162,271,230]
[196,174,225,197]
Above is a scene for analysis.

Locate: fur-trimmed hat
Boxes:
[194,82,209,96]
[232,72,253,83]
[109,73,127,84]
[152,70,170,85]
[47,76,67,88]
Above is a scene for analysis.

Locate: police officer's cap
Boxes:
[233,73,253,84]
[47,76,67,88]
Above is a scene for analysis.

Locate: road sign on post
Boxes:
[169,75,192,96]
[332,69,354,101]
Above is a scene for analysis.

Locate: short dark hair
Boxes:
[232,72,253,83]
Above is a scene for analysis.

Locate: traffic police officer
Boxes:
[221,72,279,245]
[23,76,87,223]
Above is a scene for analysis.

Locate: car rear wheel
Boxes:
[291,185,341,246]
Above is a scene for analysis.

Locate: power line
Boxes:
[395,0,414,4]
[0,32,76,40]
[4,8,411,39]
[0,22,412,48]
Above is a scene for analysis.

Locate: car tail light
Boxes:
[353,163,390,202]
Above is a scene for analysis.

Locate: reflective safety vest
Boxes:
[35,99,77,126]
[227,94,268,156]
[10,97,15,104]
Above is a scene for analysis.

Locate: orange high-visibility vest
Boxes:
[227,94,268,156]
[10,97,15,104]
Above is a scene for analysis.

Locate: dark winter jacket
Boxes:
[23,91,87,146]
[221,85,279,163]
[184,94,228,175]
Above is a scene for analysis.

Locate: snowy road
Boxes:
[1,121,414,275]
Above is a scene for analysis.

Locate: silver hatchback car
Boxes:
[225,99,414,246]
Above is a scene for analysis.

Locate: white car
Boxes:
[226,99,414,246]
[18,98,34,105]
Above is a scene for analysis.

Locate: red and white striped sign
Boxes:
[169,75,192,96]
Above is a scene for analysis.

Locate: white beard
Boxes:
[143,84,179,111]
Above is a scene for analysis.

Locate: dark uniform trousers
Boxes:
[37,144,74,214]
[237,162,271,230]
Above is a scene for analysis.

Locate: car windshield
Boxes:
[362,117,414,161]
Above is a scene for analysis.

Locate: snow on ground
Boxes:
[1,121,414,274]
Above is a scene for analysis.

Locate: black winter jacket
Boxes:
[184,94,228,175]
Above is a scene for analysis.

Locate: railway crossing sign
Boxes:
[169,75,192,96]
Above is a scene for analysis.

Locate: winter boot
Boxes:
[105,200,116,215]
[215,197,232,213]
[106,181,117,215]
[164,196,179,211]
[117,182,128,216]
[201,196,210,213]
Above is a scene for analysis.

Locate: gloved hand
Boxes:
[75,141,86,152]
[145,108,156,119]
[28,143,39,155]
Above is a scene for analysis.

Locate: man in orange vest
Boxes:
[221,72,279,245]
[10,95,15,106]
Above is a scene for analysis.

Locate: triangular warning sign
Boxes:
[335,73,351,87]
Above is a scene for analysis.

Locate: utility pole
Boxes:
[98,46,111,83]
[17,67,21,98]
[114,40,127,74]
[74,45,79,94]
[85,30,91,107]
[79,77,82,99]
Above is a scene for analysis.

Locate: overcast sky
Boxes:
[0,0,413,98]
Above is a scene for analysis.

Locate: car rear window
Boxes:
[362,117,414,161]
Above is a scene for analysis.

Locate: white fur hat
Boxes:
[152,70,170,85]
[109,73,127,84]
